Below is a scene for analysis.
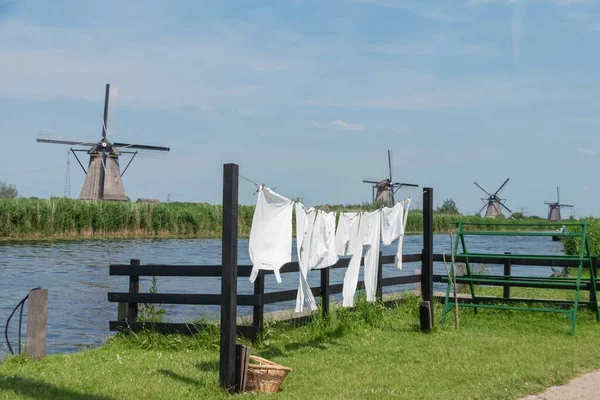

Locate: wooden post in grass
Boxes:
[421,187,434,329]
[26,288,48,360]
[127,259,140,322]
[252,270,265,339]
[220,163,239,392]
[503,252,511,299]
[321,267,330,317]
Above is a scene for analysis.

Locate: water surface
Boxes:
[0,234,564,358]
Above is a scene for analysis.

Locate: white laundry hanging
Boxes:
[295,204,317,313]
[362,210,381,303]
[380,198,411,270]
[335,212,361,256]
[310,210,338,269]
[397,197,411,269]
[381,202,404,246]
[248,186,293,283]
[295,205,338,313]
[339,210,382,307]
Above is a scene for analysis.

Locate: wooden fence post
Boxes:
[127,259,140,322]
[503,252,511,299]
[376,251,383,303]
[252,271,264,339]
[321,267,330,317]
[26,288,48,360]
[220,163,239,392]
[421,187,434,328]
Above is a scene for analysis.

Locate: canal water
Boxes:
[0,235,564,359]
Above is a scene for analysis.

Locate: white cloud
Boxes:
[577,147,597,156]
[330,120,365,131]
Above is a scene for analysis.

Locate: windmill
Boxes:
[362,150,418,206]
[37,84,170,201]
[474,178,512,218]
[544,186,573,221]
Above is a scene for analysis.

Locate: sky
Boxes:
[0,0,599,217]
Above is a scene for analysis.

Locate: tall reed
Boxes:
[0,198,570,239]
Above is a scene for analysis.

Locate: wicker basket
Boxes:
[246,355,292,393]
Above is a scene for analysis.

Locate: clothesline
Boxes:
[248,185,411,313]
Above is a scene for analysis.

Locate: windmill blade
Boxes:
[393,182,419,188]
[560,204,574,208]
[362,180,379,184]
[388,150,393,182]
[543,201,554,205]
[499,201,512,213]
[37,138,98,147]
[478,203,487,215]
[474,182,492,196]
[557,186,560,203]
[113,143,170,151]
[494,178,510,196]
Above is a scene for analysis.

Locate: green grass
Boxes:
[2,295,600,399]
[0,198,570,239]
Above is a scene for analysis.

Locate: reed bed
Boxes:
[0,198,252,238]
[0,198,563,239]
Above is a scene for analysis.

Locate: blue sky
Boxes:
[1,0,599,216]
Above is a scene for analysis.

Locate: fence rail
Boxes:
[107,251,598,340]
[108,253,424,339]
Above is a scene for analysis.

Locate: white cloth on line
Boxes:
[310,210,338,270]
[295,205,339,313]
[381,198,411,270]
[249,186,293,283]
[339,212,368,307]
[294,204,318,313]
[362,210,381,303]
[381,202,404,246]
[335,212,361,256]
[339,211,382,307]
[396,197,411,269]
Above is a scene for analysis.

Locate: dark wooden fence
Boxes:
[107,253,424,339]
[106,163,599,391]
[107,252,600,337]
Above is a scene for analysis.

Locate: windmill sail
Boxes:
[37,84,169,201]
[363,150,418,206]
[475,178,511,218]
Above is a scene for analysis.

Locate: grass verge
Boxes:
[1,295,600,399]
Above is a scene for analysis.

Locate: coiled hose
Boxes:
[4,288,41,355]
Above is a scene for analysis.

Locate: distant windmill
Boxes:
[474,178,512,218]
[37,84,170,201]
[362,150,418,206]
[544,186,573,221]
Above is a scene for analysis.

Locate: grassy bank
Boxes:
[0,198,570,239]
[0,198,253,239]
[2,296,600,399]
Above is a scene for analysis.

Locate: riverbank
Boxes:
[0,198,564,240]
[2,296,600,399]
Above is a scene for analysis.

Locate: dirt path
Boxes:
[520,369,600,400]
